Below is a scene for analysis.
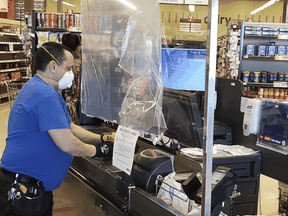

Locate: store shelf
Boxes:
[244,35,278,39]
[0,32,20,36]
[0,91,19,99]
[36,27,69,32]
[0,42,23,45]
[244,83,274,88]
[0,50,23,54]
[243,82,288,88]
[0,59,28,63]
[0,67,28,73]
[0,79,22,85]
[242,56,283,61]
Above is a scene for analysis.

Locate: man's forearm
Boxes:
[71,123,102,145]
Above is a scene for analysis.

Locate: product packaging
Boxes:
[278,45,286,55]
[254,71,261,83]
[267,46,276,57]
[245,44,254,56]
[258,45,266,56]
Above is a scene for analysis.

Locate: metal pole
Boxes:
[201,0,219,214]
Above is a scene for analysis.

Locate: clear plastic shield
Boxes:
[81,0,166,134]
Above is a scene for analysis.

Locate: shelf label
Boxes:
[278,34,288,40]
[9,44,13,52]
[273,81,288,88]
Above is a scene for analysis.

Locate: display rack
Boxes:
[236,21,288,99]
[0,18,30,103]
[224,20,242,79]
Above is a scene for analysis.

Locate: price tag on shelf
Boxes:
[273,81,288,88]
[278,34,288,40]
[9,44,13,52]
[275,54,285,60]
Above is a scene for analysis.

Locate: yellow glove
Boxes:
[101,132,116,142]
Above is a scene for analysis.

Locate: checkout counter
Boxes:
[64,123,260,216]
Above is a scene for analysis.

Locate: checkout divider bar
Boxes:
[202,0,219,215]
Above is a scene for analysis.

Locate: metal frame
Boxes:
[202,0,219,214]
[4,81,21,108]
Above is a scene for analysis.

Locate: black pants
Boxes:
[0,168,53,216]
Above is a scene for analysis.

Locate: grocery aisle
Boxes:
[0,101,282,215]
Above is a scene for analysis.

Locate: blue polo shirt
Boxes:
[1,75,73,191]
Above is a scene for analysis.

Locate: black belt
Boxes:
[0,167,42,185]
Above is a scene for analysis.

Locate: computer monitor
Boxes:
[162,48,206,91]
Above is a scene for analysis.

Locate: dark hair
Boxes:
[34,42,72,72]
[61,33,81,51]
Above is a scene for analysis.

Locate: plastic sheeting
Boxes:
[81,0,166,134]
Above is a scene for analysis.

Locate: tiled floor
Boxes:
[0,100,282,215]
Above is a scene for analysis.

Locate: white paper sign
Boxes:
[185,0,208,5]
[159,0,184,4]
[273,81,288,88]
[240,97,250,113]
[112,125,139,175]
[0,0,8,12]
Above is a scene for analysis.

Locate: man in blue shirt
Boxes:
[0,42,113,216]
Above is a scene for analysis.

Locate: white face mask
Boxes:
[58,70,74,90]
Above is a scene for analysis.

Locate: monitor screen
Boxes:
[162,48,206,91]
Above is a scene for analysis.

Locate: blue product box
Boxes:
[267,42,276,46]
[258,45,266,56]
[272,72,278,80]
[278,72,285,81]
[242,71,250,84]
[285,74,288,81]
[278,45,286,55]
[279,28,288,32]
[246,44,254,56]
[286,46,288,55]
[261,31,278,36]
[262,27,278,31]
[245,30,261,36]
[267,46,276,57]
[254,71,261,83]
[246,26,261,31]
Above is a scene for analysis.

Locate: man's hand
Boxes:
[93,142,114,160]
[101,132,116,142]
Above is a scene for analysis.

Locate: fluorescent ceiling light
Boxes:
[117,0,137,10]
[62,1,76,7]
[53,0,76,7]
[250,0,279,15]
[189,5,195,12]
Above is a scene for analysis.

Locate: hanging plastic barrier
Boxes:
[81,0,166,135]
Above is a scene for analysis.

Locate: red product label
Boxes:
[264,136,271,141]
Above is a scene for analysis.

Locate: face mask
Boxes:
[58,70,74,90]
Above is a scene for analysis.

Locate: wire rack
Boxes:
[4,81,22,108]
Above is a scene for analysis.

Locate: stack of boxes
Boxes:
[11,72,21,80]
[0,73,9,82]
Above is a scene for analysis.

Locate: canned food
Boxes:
[258,88,264,98]
[278,72,285,81]
[242,71,250,84]
[263,88,269,98]
[272,72,278,81]
[254,71,261,83]
[261,71,267,83]
[58,14,62,28]
[269,88,274,99]
[249,71,254,82]
[267,72,273,83]
[274,88,280,99]
[280,89,285,99]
